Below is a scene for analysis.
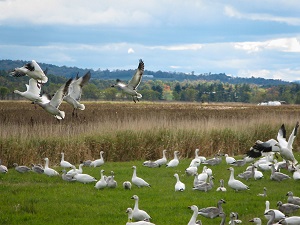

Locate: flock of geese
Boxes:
[9,59,145,119]
[1,120,300,225]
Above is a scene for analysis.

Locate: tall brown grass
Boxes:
[0,101,299,166]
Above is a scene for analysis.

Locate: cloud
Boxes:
[149,44,202,51]
[127,48,135,54]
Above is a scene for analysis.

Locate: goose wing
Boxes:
[277,124,288,148]
[128,59,144,90]
[50,78,72,108]
[287,122,299,150]
[69,71,91,100]
[27,78,41,96]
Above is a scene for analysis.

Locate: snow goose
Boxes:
[264,210,283,225]
[35,78,72,120]
[107,171,117,188]
[193,175,214,192]
[193,173,204,187]
[31,163,44,174]
[90,151,105,167]
[286,191,300,205]
[174,173,185,191]
[95,169,107,189]
[227,167,249,191]
[197,166,208,182]
[131,166,151,188]
[253,166,264,180]
[123,181,132,190]
[126,208,155,225]
[142,160,159,168]
[293,166,300,180]
[246,138,279,158]
[275,122,299,167]
[198,199,226,219]
[43,158,59,176]
[131,195,151,221]
[257,187,267,197]
[67,163,84,175]
[186,159,201,176]
[154,149,168,166]
[225,154,236,164]
[74,173,97,184]
[216,179,227,192]
[13,163,31,173]
[264,201,285,222]
[194,148,206,163]
[237,165,254,181]
[230,157,247,167]
[229,212,242,224]
[61,169,76,182]
[188,205,200,225]
[13,78,42,102]
[0,159,8,173]
[270,164,291,182]
[278,216,300,225]
[166,151,180,168]
[249,218,262,225]
[10,60,48,86]
[111,59,144,103]
[63,71,91,117]
[60,152,73,169]
[202,154,222,166]
[277,201,300,216]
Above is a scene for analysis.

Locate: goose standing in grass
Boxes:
[230,157,247,167]
[0,159,8,173]
[95,169,107,189]
[229,212,242,224]
[13,163,31,173]
[264,210,283,225]
[197,166,208,182]
[292,166,300,180]
[174,173,185,191]
[249,218,262,225]
[253,166,264,180]
[166,151,180,168]
[278,216,300,225]
[227,167,249,191]
[193,175,214,192]
[90,151,105,167]
[67,163,84,175]
[131,195,151,222]
[257,187,267,197]
[43,158,59,176]
[13,78,42,102]
[63,71,91,117]
[270,164,291,182]
[123,181,132,190]
[125,208,155,225]
[277,201,300,215]
[61,169,76,182]
[107,171,117,188]
[111,59,144,103]
[264,201,285,222]
[188,205,200,225]
[202,154,222,166]
[35,78,72,120]
[216,179,227,192]
[154,149,168,166]
[194,148,206,163]
[131,166,151,188]
[10,60,48,86]
[287,191,300,205]
[198,199,226,219]
[60,152,73,169]
[237,165,254,181]
[31,163,44,174]
[225,154,236,164]
[74,173,97,184]
[186,159,201,176]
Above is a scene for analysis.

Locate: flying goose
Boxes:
[198,199,226,219]
[13,78,42,102]
[125,207,155,225]
[111,59,144,103]
[13,163,31,173]
[174,173,185,191]
[90,151,105,167]
[188,205,200,225]
[227,167,249,191]
[10,60,48,86]
[63,71,91,117]
[286,191,300,205]
[131,166,151,188]
[166,151,180,168]
[35,78,72,120]
[131,195,151,222]
[43,158,59,176]
[246,139,279,158]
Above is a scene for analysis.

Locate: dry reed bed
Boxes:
[0,101,299,166]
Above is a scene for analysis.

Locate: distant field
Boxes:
[0,101,300,166]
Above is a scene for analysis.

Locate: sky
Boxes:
[0,0,300,82]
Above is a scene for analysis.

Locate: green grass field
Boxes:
[0,156,299,225]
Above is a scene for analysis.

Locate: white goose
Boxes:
[131,166,151,188]
[60,152,73,169]
[74,173,97,184]
[249,218,262,225]
[90,151,105,167]
[154,149,168,166]
[197,166,208,182]
[194,148,206,163]
[35,78,72,120]
[13,78,42,102]
[126,207,155,225]
[216,179,227,192]
[67,163,84,175]
[188,205,200,225]
[166,151,180,168]
[107,171,117,188]
[123,181,132,190]
[225,154,236,164]
[174,173,185,191]
[264,200,285,222]
[227,167,249,191]
[0,159,8,173]
[293,166,300,180]
[111,59,144,103]
[131,195,151,221]
[43,158,59,176]
[10,60,48,86]
[186,159,201,176]
[95,169,107,189]
[278,216,300,225]
[63,71,91,117]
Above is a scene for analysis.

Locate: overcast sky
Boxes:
[0,0,300,82]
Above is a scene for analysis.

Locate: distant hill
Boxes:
[0,59,290,86]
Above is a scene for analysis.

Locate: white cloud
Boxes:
[127,48,135,54]
[149,44,202,51]
[237,69,300,82]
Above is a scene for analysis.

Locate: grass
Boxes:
[0,157,300,225]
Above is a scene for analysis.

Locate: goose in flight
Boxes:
[10,60,48,87]
[13,78,42,102]
[111,59,144,103]
[35,78,72,120]
[63,71,91,117]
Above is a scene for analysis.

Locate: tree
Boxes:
[0,87,9,100]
